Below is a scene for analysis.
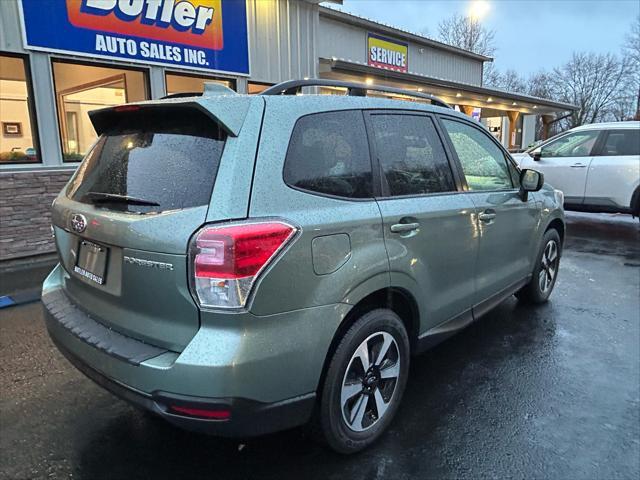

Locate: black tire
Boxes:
[316,309,410,454]
[516,228,562,304]
[630,187,640,219]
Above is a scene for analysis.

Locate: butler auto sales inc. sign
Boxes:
[19,0,249,75]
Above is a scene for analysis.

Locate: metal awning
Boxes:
[320,58,577,116]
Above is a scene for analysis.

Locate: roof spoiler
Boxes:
[88,98,252,137]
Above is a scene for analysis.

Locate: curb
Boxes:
[0,288,42,309]
[0,253,58,275]
[0,254,56,304]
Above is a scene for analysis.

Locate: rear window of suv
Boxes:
[283,110,373,199]
[66,107,226,213]
[600,130,640,156]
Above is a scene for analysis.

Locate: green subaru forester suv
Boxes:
[43,79,564,453]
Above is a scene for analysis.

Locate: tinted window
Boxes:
[370,114,455,196]
[67,107,225,213]
[284,110,372,198]
[441,119,513,191]
[600,130,640,156]
[540,130,599,158]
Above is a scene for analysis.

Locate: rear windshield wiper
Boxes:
[85,192,160,207]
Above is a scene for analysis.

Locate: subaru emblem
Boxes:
[71,213,87,234]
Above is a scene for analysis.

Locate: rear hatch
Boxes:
[51,103,233,351]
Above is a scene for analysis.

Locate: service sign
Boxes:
[367,33,408,73]
[18,0,249,75]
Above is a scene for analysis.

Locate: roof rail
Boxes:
[260,78,451,108]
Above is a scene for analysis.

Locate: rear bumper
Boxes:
[52,336,315,437]
[42,264,349,437]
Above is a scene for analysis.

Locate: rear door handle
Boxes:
[478,211,496,222]
[390,222,420,233]
[571,163,587,168]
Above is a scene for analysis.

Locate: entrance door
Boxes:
[440,116,540,306]
[366,112,478,333]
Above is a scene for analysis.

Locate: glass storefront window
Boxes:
[52,60,149,161]
[0,53,39,163]
[165,72,235,96]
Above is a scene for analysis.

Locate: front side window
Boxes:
[284,110,373,198]
[370,114,455,196]
[540,130,600,158]
[507,158,521,187]
[0,54,39,163]
[600,130,640,156]
[52,60,149,161]
[441,118,513,191]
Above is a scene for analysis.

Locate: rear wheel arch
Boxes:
[315,287,420,395]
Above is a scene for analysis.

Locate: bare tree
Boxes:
[438,13,496,63]
[438,13,497,85]
[489,69,527,92]
[624,15,640,67]
[550,52,632,128]
[438,13,496,56]
[482,62,500,87]
[610,93,637,122]
[623,15,640,119]
[526,70,555,100]
[438,13,637,126]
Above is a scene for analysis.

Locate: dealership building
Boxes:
[0,0,574,261]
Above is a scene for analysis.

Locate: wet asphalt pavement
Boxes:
[1,212,638,480]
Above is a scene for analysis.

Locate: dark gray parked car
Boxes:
[42,79,565,453]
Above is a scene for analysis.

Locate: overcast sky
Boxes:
[328,0,639,75]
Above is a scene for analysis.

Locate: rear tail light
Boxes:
[169,405,231,420]
[190,221,297,309]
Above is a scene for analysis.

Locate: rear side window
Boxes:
[600,130,640,156]
[369,114,455,196]
[67,107,226,213]
[284,110,373,198]
[441,118,513,191]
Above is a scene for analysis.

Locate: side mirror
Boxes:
[519,169,544,201]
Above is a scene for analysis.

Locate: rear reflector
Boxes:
[114,105,141,112]
[169,405,231,420]
[190,221,297,309]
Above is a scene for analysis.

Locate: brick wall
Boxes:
[0,170,74,260]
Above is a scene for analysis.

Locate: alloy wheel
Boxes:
[340,331,400,432]
[539,239,559,293]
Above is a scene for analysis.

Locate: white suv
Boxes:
[513,122,640,217]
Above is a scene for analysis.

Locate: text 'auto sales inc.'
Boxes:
[0,0,574,261]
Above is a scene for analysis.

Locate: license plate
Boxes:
[74,240,108,285]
